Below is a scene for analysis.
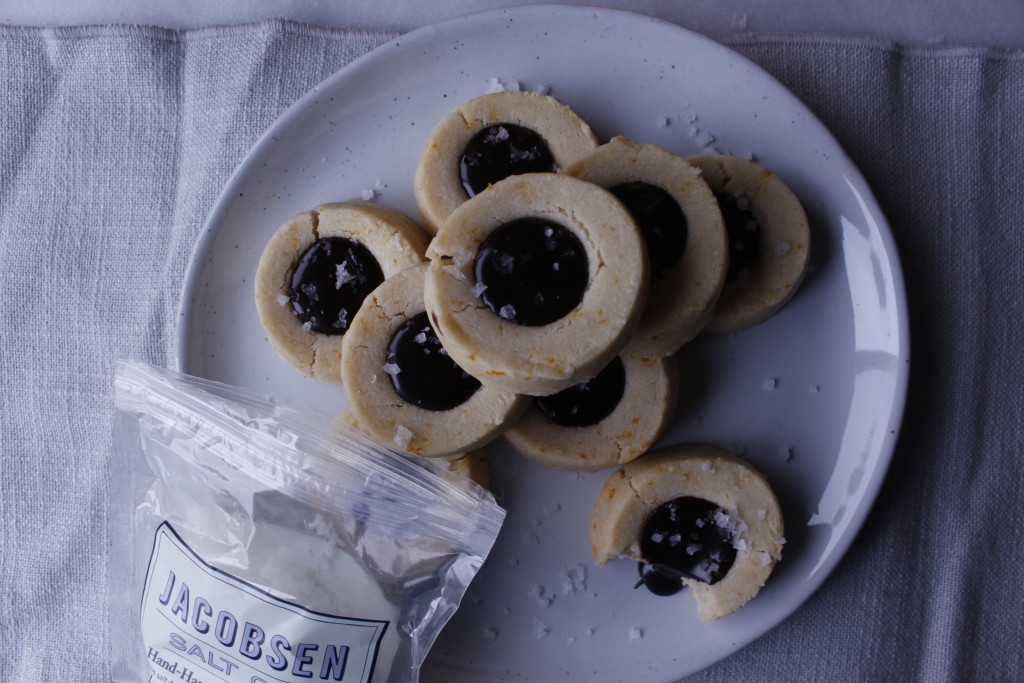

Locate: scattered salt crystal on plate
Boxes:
[560,564,587,595]
[274,293,290,306]
[484,76,521,94]
[629,627,643,641]
[383,363,401,376]
[529,584,555,606]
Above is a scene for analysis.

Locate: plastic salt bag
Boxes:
[108,360,505,683]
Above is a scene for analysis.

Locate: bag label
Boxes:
[141,522,388,683]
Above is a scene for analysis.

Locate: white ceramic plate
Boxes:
[176,6,909,682]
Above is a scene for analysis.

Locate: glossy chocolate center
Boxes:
[473,218,588,327]
[386,311,481,411]
[459,123,557,198]
[610,181,687,280]
[288,236,384,335]
[635,562,688,596]
[534,356,625,427]
[637,496,738,595]
[715,191,762,281]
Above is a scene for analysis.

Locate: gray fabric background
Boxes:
[2,20,1022,682]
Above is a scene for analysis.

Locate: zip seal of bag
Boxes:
[108,360,505,683]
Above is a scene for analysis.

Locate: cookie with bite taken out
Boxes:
[590,443,785,622]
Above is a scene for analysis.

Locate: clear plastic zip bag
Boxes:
[108,360,505,683]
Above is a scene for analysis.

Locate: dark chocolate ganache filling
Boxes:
[386,311,481,411]
[636,496,739,596]
[473,217,588,327]
[288,236,384,335]
[635,561,689,596]
[610,181,688,280]
[459,123,557,198]
[534,356,625,427]
[715,191,762,281]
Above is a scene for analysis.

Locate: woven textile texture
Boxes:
[1,21,1022,682]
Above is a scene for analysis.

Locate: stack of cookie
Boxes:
[254,90,806,620]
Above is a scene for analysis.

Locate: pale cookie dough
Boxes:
[254,200,429,383]
[424,172,649,396]
[444,448,492,490]
[504,351,678,472]
[341,263,529,458]
[414,91,599,234]
[567,137,728,357]
[686,154,810,334]
[590,444,785,622]
[337,412,491,489]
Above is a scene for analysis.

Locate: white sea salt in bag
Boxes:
[108,360,505,683]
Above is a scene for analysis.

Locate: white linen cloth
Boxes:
[1,20,1022,682]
